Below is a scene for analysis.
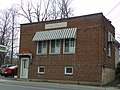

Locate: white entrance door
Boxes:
[20,58,29,79]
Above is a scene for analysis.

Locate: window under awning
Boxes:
[32,28,77,41]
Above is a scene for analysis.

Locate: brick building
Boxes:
[17,13,115,85]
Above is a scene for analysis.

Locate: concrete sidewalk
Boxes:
[1,75,120,90]
[105,78,120,87]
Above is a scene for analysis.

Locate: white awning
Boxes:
[32,28,77,41]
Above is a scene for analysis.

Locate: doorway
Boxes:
[20,58,29,79]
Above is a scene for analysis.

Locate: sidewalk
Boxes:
[105,78,120,87]
[1,77,120,90]
[1,75,120,90]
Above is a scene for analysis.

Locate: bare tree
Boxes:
[0,6,19,65]
[32,0,42,22]
[19,0,50,22]
[9,5,19,64]
[19,0,33,23]
[47,0,73,20]
[0,9,11,64]
[56,0,73,19]
[18,0,73,22]
[32,0,51,22]
[49,0,59,20]
[41,0,51,21]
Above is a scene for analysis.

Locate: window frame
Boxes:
[37,41,47,55]
[63,38,75,54]
[49,39,61,54]
[107,31,113,57]
[64,66,73,75]
[108,42,112,57]
[37,66,45,74]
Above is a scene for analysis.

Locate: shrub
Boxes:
[116,62,120,78]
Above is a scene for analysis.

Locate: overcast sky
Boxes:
[72,0,120,41]
[0,0,120,40]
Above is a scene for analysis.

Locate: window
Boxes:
[108,42,112,57]
[37,41,47,54]
[63,38,75,54]
[23,60,27,69]
[50,39,60,54]
[107,31,113,57]
[38,66,45,74]
[64,66,73,75]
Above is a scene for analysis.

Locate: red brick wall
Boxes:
[18,13,115,84]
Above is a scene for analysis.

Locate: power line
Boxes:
[113,19,120,24]
[106,1,120,16]
[110,12,120,21]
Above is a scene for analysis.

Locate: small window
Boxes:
[23,60,27,69]
[38,66,45,74]
[64,66,73,75]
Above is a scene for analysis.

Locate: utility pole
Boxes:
[10,8,16,64]
[11,21,14,64]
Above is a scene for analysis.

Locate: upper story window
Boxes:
[107,31,114,57]
[63,38,75,54]
[37,41,47,55]
[50,39,61,54]
[33,28,77,55]
[108,43,112,57]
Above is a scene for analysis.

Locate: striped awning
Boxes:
[32,28,77,41]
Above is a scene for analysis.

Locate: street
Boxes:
[0,78,119,90]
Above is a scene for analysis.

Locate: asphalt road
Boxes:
[0,77,119,90]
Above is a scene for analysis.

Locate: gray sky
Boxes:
[0,0,120,40]
[72,0,120,41]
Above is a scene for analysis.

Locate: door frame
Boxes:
[20,58,29,79]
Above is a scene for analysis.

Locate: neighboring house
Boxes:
[115,40,120,68]
[0,45,7,65]
[17,13,116,85]
[0,45,7,53]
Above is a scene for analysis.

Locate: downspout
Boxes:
[100,25,107,86]
[101,26,106,85]
[101,16,107,85]
[103,27,106,68]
